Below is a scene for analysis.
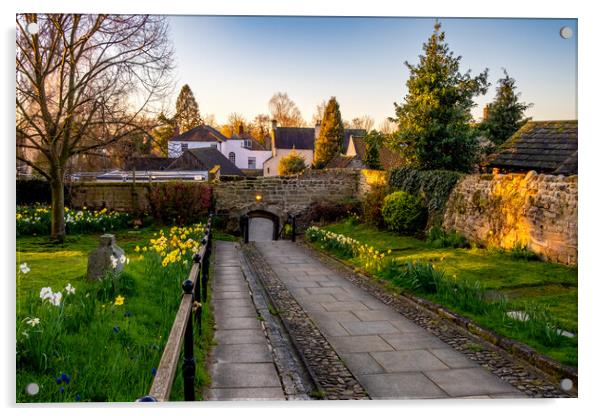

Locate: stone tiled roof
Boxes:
[168,124,227,143]
[349,137,406,170]
[488,120,578,174]
[186,148,245,176]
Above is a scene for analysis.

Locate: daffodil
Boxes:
[114,295,125,306]
[19,263,31,274]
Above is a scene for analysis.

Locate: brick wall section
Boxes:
[69,183,151,212]
[442,172,577,265]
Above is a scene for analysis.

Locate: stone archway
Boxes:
[246,209,280,241]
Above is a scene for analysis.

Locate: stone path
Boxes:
[205,241,285,401]
[253,241,525,400]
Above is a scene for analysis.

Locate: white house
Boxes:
[168,124,271,172]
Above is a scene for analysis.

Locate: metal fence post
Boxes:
[192,252,202,331]
[182,279,196,401]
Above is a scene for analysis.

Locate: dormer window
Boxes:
[244,139,252,149]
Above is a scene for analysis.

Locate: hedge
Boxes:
[387,167,463,227]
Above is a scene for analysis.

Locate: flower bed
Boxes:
[16,205,131,237]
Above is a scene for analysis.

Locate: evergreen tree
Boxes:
[391,21,489,172]
[482,69,531,145]
[278,149,307,176]
[314,97,344,168]
[150,112,176,156]
[175,84,202,133]
[364,130,383,170]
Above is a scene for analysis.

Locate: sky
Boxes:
[166,16,577,127]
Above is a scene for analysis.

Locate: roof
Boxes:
[487,120,578,174]
[230,134,269,151]
[325,155,365,169]
[168,124,228,143]
[273,127,366,150]
[124,156,176,171]
[347,136,406,170]
[186,147,245,176]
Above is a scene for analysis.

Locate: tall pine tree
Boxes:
[392,21,489,172]
[482,69,531,145]
[175,84,202,133]
[314,97,344,168]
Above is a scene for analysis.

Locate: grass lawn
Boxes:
[16,225,226,402]
[317,221,578,367]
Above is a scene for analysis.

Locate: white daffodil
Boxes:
[49,292,62,306]
[39,287,53,301]
[65,283,75,295]
[119,254,127,264]
[19,263,31,274]
[109,255,118,269]
[24,317,40,327]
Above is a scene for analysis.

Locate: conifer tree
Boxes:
[314,97,344,168]
[175,84,202,133]
[391,21,489,172]
[364,130,384,170]
[482,69,531,145]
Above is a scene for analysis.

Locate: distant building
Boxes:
[486,120,578,175]
[168,124,271,172]
[325,136,405,170]
[263,120,366,176]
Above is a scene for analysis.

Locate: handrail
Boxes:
[137,215,213,402]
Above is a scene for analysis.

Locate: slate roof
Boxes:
[342,129,367,151]
[274,127,315,150]
[230,133,269,151]
[487,120,578,174]
[186,147,245,176]
[124,156,176,171]
[168,124,227,143]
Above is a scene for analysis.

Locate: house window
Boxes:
[245,139,252,148]
[180,143,188,152]
[229,152,236,165]
[248,157,256,169]
[210,144,218,149]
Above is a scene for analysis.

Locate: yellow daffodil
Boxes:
[114,295,125,306]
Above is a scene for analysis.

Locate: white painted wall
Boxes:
[221,139,272,170]
[263,149,314,176]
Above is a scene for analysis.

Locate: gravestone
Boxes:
[86,234,125,281]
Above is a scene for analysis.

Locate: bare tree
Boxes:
[220,112,247,138]
[351,115,375,132]
[311,100,327,126]
[16,14,174,241]
[379,118,398,135]
[268,92,305,127]
[249,113,271,145]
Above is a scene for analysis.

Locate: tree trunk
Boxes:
[50,178,66,243]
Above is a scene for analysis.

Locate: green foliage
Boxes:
[481,69,531,145]
[151,112,177,156]
[426,226,469,248]
[381,191,427,234]
[510,243,540,261]
[390,21,489,172]
[175,84,202,133]
[361,184,389,228]
[303,199,361,225]
[148,182,212,225]
[364,130,384,170]
[278,149,307,176]
[388,167,462,226]
[314,97,344,168]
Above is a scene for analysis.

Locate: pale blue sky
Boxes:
[166,16,577,126]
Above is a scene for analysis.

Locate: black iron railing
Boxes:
[136,216,213,402]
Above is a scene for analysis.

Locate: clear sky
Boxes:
[166,16,577,126]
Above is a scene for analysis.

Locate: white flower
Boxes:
[119,254,127,264]
[110,255,118,269]
[39,287,53,301]
[65,283,75,295]
[76,211,83,217]
[19,263,31,274]
[22,331,29,338]
[49,292,62,306]
[24,317,40,327]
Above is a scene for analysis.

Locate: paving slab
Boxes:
[370,350,449,372]
[424,367,520,397]
[328,335,394,353]
[340,353,386,375]
[358,372,448,399]
[340,320,400,336]
[205,387,285,401]
[215,316,263,330]
[210,363,282,388]
[212,343,273,364]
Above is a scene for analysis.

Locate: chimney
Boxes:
[314,119,322,140]
[270,119,277,156]
[238,123,244,137]
[482,104,490,121]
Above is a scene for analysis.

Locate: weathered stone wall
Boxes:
[69,183,151,212]
[358,169,387,198]
[214,169,359,230]
[442,172,577,265]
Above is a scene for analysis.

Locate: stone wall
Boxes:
[69,183,151,212]
[442,172,577,265]
[358,169,387,197]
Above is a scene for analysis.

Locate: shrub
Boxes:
[426,226,470,248]
[303,198,360,225]
[397,261,444,294]
[278,149,307,176]
[387,167,462,226]
[381,191,427,234]
[361,184,389,228]
[509,244,540,261]
[148,181,212,225]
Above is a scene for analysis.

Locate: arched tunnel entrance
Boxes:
[245,210,280,241]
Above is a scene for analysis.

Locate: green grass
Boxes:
[316,222,578,367]
[16,226,228,402]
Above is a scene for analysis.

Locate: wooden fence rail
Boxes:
[137,216,213,402]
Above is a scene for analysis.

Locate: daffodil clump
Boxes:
[16,204,131,236]
[136,223,205,268]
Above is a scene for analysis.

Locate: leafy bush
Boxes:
[510,244,540,261]
[381,191,427,234]
[303,198,360,225]
[361,184,389,228]
[426,226,469,248]
[278,149,307,176]
[388,167,462,226]
[148,181,212,225]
